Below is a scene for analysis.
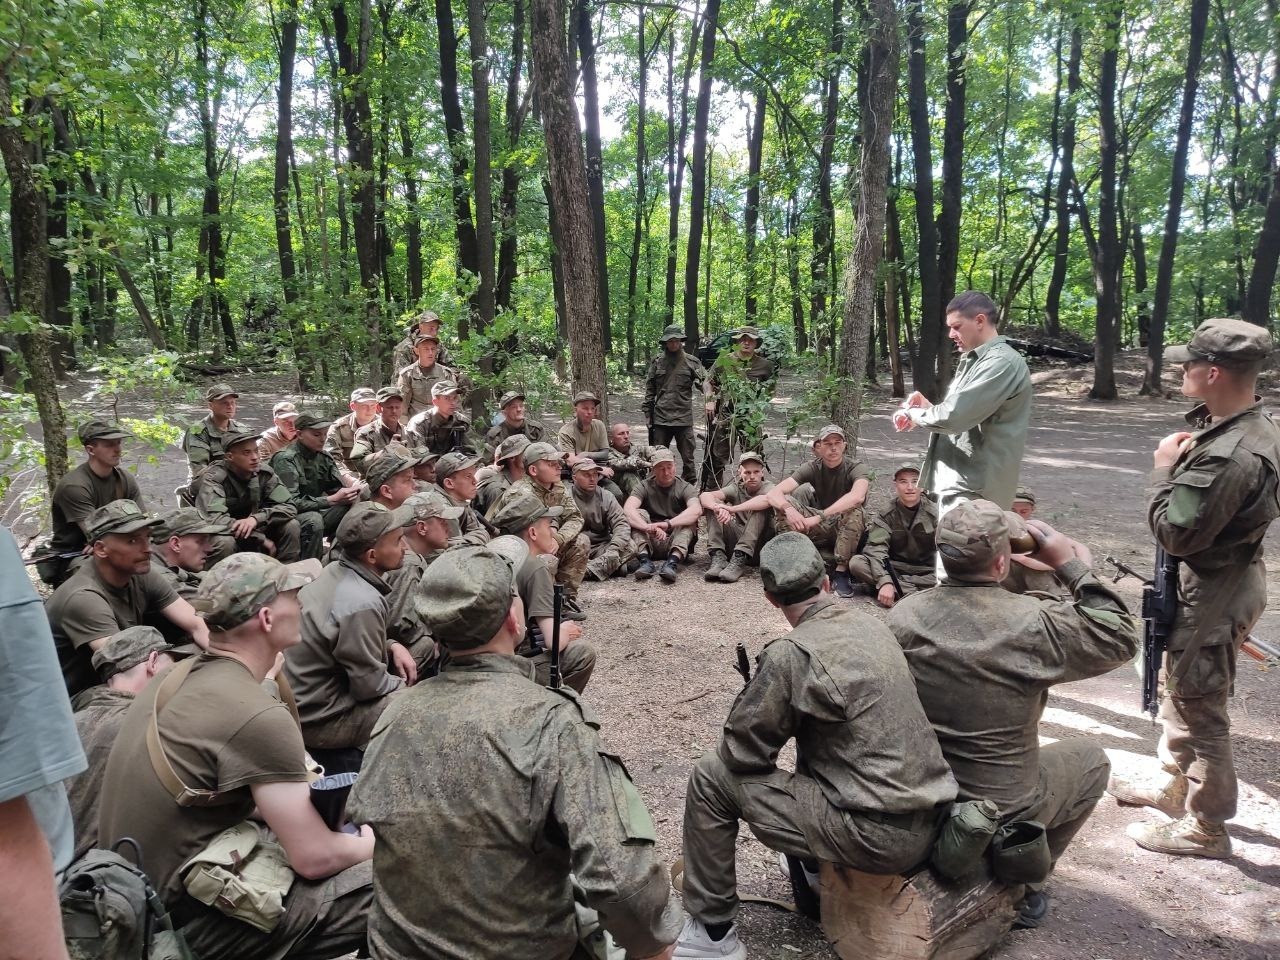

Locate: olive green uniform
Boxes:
[150,547,205,601]
[180,414,249,501]
[348,420,404,473]
[67,685,134,860]
[196,461,302,565]
[392,337,451,374]
[848,497,938,593]
[780,456,871,563]
[44,462,146,585]
[704,352,775,489]
[405,408,476,455]
[437,486,493,548]
[396,361,461,418]
[482,418,545,459]
[472,469,516,518]
[556,418,609,460]
[608,442,659,499]
[643,350,706,483]
[349,654,681,959]
[629,476,699,560]
[571,484,634,579]
[324,412,374,481]
[511,554,597,693]
[384,548,443,673]
[491,478,589,599]
[271,441,352,558]
[704,479,775,563]
[1001,561,1066,598]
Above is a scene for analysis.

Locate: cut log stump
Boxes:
[820,861,1021,960]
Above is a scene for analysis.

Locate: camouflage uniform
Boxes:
[195,460,301,565]
[270,440,351,560]
[483,418,545,459]
[397,361,461,418]
[704,333,776,490]
[644,326,706,484]
[570,472,635,580]
[848,496,939,594]
[704,477,775,564]
[392,334,451,373]
[180,413,249,501]
[349,419,404,473]
[324,389,377,483]
[405,408,476,456]
[149,509,225,601]
[608,441,659,499]
[777,440,871,565]
[491,473,588,600]
[384,493,463,674]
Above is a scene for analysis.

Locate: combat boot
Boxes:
[659,557,680,583]
[634,556,656,580]
[1107,772,1187,819]
[704,550,728,581]
[1127,814,1232,859]
[717,552,750,583]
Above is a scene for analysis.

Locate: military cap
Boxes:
[893,462,922,478]
[935,499,1014,582]
[435,451,482,481]
[205,383,238,401]
[1012,487,1036,505]
[498,390,525,410]
[350,387,377,404]
[733,326,763,343]
[572,390,600,406]
[151,507,226,542]
[816,424,846,442]
[649,447,676,465]
[431,380,460,398]
[365,445,415,491]
[335,501,416,552]
[759,532,827,603]
[272,401,299,419]
[414,545,522,649]
[412,309,441,329]
[1165,317,1274,368]
[490,495,563,535]
[194,554,320,632]
[412,330,441,345]
[487,535,531,572]
[658,324,686,343]
[572,459,603,474]
[294,413,332,431]
[91,626,183,679]
[737,451,765,467]
[376,386,404,403]
[494,434,531,463]
[404,490,464,523]
[87,500,162,542]
[78,420,131,444]
[522,441,562,465]
[222,428,260,451]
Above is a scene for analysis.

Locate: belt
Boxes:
[863,802,948,832]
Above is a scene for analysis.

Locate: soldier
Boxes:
[364,444,421,510]
[385,491,464,675]
[889,501,1139,927]
[348,545,680,960]
[1000,488,1070,597]
[257,401,300,459]
[732,424,870,597]
[405,380,476,455]
[847,463,939,606]
[100,553,374,960]
[474,433,529,516]
[196,429,302,565]
[325,386,379,485]
[179,383,248,503]
[490,441,589,611]
[42,419,147,586]
[623,447,702,584]
[675,533,957,959]
[607,422,658,499]
[483,390,546,458]
[411,450,441,489]
[1109,318,1280,859]
[644,325,706,484]
[349,386,407,472]
[556,390,608,465]
[429,450,491,548]
[571,460,634,581]
[45,501,209,696]
[391,309,452,372]
[272,412,361,558]
[702,326,776,491]
[699,451,775,584]
[397,331,461,419]
[150,507,226,600]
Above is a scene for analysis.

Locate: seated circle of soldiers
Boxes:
[702,325,777,491]
[257,400,300,460]
[324,386,378,485]
[473,433,530,517]
[489,441,588,611]
[365,442,425,510]
[733,424,870,598]
[151,507,226,600]
[624,446,702,583]
[397,329,462,419]
[42,419,147,586]
[391,309,452,372]
[607,421,659,499]
[287,503,419,751]
[404,380,476,455]
[179,383,247,503]
[484,389,546,458]
[65,626,190,862]
[570,459,635,581]
[699,451,775,584]
[349,386,407,473]
[847,462,938,607]
[384,490,464,675]
[45,500,209,696]
[271,412,361,558]
[644,324,706,485]
[674,532,958,959]
[195,428,302,565]
[1001,487,1071,597]
[435,451,493,547]
[888,501,1139,929]
[349,545,679,960]
[99,553,374,960]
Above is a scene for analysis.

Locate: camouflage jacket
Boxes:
[490,476,584,549]
[181,414,249,489]
[482,419,546,459]
[643,349,705,427]
[860,497,939,587]
[607,443,660,478]
[397,361,463,419]
[324,412,374,478]
[194,461,297,527]
[405,409,477,456]
[271,442,347,513]
[349,419,405,471]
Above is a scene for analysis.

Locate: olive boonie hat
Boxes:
[350,387,377,404]
[404,490,465,522]
[151,507,226,541]
[335,501,416,552]
[522,441,562,465]
[91,626,179,679]
[205,383,238,401]
[494,434,531,463]
[194,554,320,631]
[490,495,563,535]
[415,545,521,649]
[498,390,525,410]
[88,500,162,542]
[572,390,600,406]
[658,324,686,343]
[816,424,846,442]
[759,533,827,604]
[1012,487,1036,505]
[435,451,482,480]
[376,386,404,403]
[294,413,332,431]
[223,428,260,451]
[733,326,763,343]
[737,451,765,467]
[649,447,676,465]
[894,461,922,478]
[412,309,441,328]
[1164,317,1273,368]
[78,420,131,444]
[272,401,299,419]
[365,445,415,491]
[936,499,1013,582]
[431,380,460,398]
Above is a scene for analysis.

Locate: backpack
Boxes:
[60,841,194,960]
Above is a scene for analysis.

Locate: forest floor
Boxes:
[8,345,1278,959]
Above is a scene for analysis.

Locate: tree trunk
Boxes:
[469,0,496,334]
[1132,218,1149,346]
[787,188,807,351]
[811,0,845,344]
[885,186,906,397]
[1045,23,1080,337]
[934,0,971,388]
[274,0,312,386]
[906,0,943,397]
[682,0,721,342]
[399,114,424,305]
[1243,161,1280,328]
[744,87,767,325]
[626,6,648,373]
[575,0,610,352]
[1089,3,1122,401]
[664,8,699,327]
[46,172,74,374]
[496,0,526,314]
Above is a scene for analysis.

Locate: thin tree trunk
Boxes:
[496,0,526,314]
[885,185,906,397]
[786,189,806,351]
[1243,162,1280,327]
[469,0,496,334]
[274,0,312,385]
[626,6,648,373]
[934,0,971,388]
[1045,23,1080,336]
[1089,3,1122,401]
[399,115,424,304]
[811,0,844,345]
[743,87,767,324]
[682,0,720,342]
[575,0,610,352]
[906,0,942,397]
[664,7,699,326]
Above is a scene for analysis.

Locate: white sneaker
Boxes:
[672,916,747,960]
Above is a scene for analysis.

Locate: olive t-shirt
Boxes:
[50,462,146,554]
[636,477,698,522]
[788,457,871,510]
[98,655,310,906]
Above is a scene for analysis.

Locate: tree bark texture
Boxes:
[274,0,313,386]
[906,0,942,398]
[496,0,527,314]
[575,0,610,352]
[469,0,496,333]
[1089,3,1122,401]
[743,88,767,324]
[682,0,721,342]
[811,0,844,346]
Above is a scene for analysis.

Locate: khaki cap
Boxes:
[350,387,377,404]
[759,533,827,603]
[522,442,562,465]
[404,490,465,522]
[151,507,226,541]
[816,424,845,442]
[658,324,686,343]
[414,545,522,649]
[494,434,531,463]
[365,445,415,491]
[87,500,162,542]
[412,309,440,329]
[649,447,676,465]
[893,462,921,478]
[733,326,763,342]
[335,501,416,552]
[91,626,182,679]
[294,413,332,431]
[205,384,238,401]
[572,459,603,474]
[498,390,525,410]
[935,499,1015,581]
[572,391,600,406]
[376,386,404,403]
[737,451,765,467]
[1164,317,1273,368]
[272,401,299,419]
[194,554,320,631]
[1012,487,1036,505]
[490,494,563,534]
[435,451,482,480]
[431,380,460,398]
[78,420,131,444]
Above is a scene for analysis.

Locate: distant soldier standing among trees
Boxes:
[702,326,776,491]
[644,325,706,485]
[180,383,248,503]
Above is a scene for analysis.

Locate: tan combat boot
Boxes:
[1107,772,1188,819]
[1127,815,1232,859]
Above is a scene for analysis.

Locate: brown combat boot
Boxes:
[1107,772,1188,819]
[704,550,728,581]
[717,553,749,583]
[1127,814,1232,859]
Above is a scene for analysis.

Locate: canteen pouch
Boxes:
[181,821,295,933]
[930,799,1000,880]
[990,819,1051,885]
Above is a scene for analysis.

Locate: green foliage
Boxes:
[0,392,48,524]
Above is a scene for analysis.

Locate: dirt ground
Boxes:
[8,347,1278,958]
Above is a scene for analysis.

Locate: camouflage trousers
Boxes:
[776,486,866,567]
[207,519,303,566]
[545,533,590,600]
[701,414,765,493]
[846,556,935,593]
[586,538,637,579]
[301,689,403,752]
[614,472,645,500]
[704,508,772,563]
[297,505,352,561]
[631,509,694,560]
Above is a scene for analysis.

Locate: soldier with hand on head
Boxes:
[397,330,462,419]
[405,380,475,455]
[272,413,361,559]
[349,387,407,472]
[325,387,379,485]
[483,390,546,458]
[179,383,247,503]
[257,401,300,460]
[435,451,493,547]
[150,507,226,600]
[644,325,706,485]
[474,433,530,516]
[624,447,702,584]
[196,429,303,565]
[571,459,635,581]
[699,451,775,584]
[607,421,659,499]
[848,463,938,607]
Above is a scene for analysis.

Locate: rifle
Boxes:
[883,557,905,600]
[549,584,563,690]
[734,642,751,685]
[24,549,84,566]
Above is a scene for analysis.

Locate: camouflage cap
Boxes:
[494,433,531,463]
[151,507,226,541]
[435,451,482,480]
[893,461,922,478]
[1012,487,1036,505]
[294,413,332,431]
[737,451,765,467]
[487,534,531,571]
[649,447,676,465]
[272,401,299,419]
[404,490,465,522]
[816,424,846,442]
[658,324,686,343]
[733,326,763,343]
[415,545,522,649]
[412,330,441,345]
[571,459,603,473]
[365,445,415,491]
[498,390,525,410]
[1165,317,1274,368]
[935,499,1012,581]
[88,500,162,542]
[431,380,460,398]
[194,554,320,632]
[490,494,563,535]
[78,420,131,444]
[350,387,377,404]
[91,626,181,679]
[572,390,600,406]
[335,501,416,552]
[759,532,827,603]
[412,309,441,329]
[223,428,260,451]
[522,441,562,465]
[205,383,238,401]
[376,386,404,403]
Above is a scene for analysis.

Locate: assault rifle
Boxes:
[24,549,84,566]
[883,557,905,601]
[734,642,751,685]
[522,584,564,691]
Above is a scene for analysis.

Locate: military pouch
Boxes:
[599,752,657,844]
[990,819,1051,885]
[180,821,295,933]
[930,799,1000,880]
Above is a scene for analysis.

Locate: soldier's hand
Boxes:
[389,641,418,685]
[715,505,734,525]
[231,516,258,538]
[784,507,809,533]
[560,621,584,645]
[904,391,932,410]
[650,523,669,543]
[266,652,286,681]
[892,409,915,432]
[1024,518,1075,569]
[601,466,615,478]
[877,583,897,608]
[263,538,278,557]
[1153,431,1194,469]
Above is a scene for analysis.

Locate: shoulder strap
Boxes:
[146,659,240,808]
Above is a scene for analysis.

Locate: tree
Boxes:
[1086,2,1123,401]
[681,0,721,342]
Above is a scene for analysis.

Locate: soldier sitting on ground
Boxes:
[150,507,226,600]
[46,500,209,696]
[848,463,938,607]
[699,451,775,584]
[398,330,461,419]
[287,503,419,752]
[385,491,463,676]
[1000,487,1071,597]
[325,387,379,485]
[196,429,303,565]
[483,390,546,458]
[257,401,300,460]
[624,447,702,584]
[272,413,362,559]
[570,459,635,581]
[42,419,147,587]
[474,433,529,516]
[405,380,475,455]
[673,533,957,960]
[889,501,1138,929]
[349,387,407,472]
[607,422,658,500]
[435,451,493,547]
[557,390,623,499]
[364,443,422,510]
[179,383,247,503]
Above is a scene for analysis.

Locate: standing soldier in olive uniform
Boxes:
[349,545,680,960]
[391,310,453,372]
[483,390,546,458]
[624,447,702,584]
[196,430,303,564]
[699,451,775,583]
[325,387,379,485]
[405,380,475,455]
[1108,319,1280,859]
[644,325,706,485]
[257,401,300,460]
[179,383,248,503]
[397,331,461,419]
[271,413,361,559]
[702,326,776,491]
[571,460,635,581]
[150,507,225,600]
[848,463,939,606]
[474,433,529,517]
[607,422,658,499]
[349,387,407,473]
